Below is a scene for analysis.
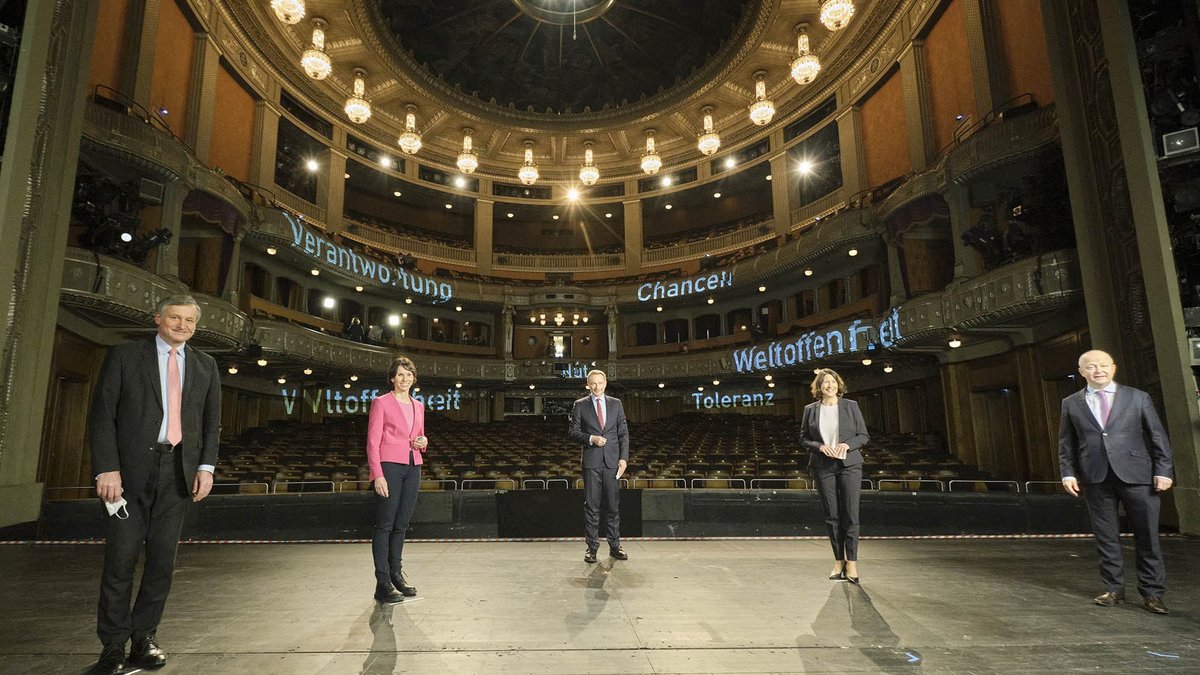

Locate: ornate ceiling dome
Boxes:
[374,0,753,115]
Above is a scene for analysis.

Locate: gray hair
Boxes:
[586,369,607,381]
[155,294,202,320]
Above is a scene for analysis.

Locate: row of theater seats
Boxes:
[212,413,996,494]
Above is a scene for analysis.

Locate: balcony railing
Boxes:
[275,189,328,230]
[493,251,625,272]
[643,222,777,266]
[789,189,847,232]
[342,218,476,265]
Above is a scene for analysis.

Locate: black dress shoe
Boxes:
[390,571,417,597]
[1094,591,1124,607]
[374,584,404,604]
[94,646,125,675]
[1143,596,1169,615]
[609,546,628,560]
[129,634,167,669]
[584,549,598,563]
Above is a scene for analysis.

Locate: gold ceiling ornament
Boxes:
[578,141,600,186]
[518,140,540,185]
[819,0,856,32]
[456,128,479,175]
[696,106,721,156]
[640,129,662,175]
[397,104,423,155]
[790,23,821,86]
[300,17,331,80]
[270,0,305,25]
[747,70,775,126]
[343,68,372,123]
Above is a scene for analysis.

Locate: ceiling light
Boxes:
[948,337,963,349]
[883,364,894,373]
[344,383,352,389]
[455,305,463,311]
[656,306,663,312]
[697,386,705,392]
[664,204,673,210]
[713,192,721,198]
[303,367,313,375]
[445,203,453,209]
[392,190,401,197]
[604,212,612,218]
[455,382,462,388]
[300,18,332,80]
[578,140,600,186]
[277,376,287,384]
[354,285,363,292]
[724,157,736,169]
[227,365,238,374]
[454,177,466,188]
[344,69,371,123]
[265,246,277,255]
[848,248,858,256]
[507,212,514,218]
[799,159,814,174]
[764,374,773,381]
[765,174,773,181]
[697,106,721,156]
[305,159,319,172]
[404,297,412,304]
[706,297,714,304]
[758,285,766,292]
[768,382,775,388]
[310,268,320,276]
[661,176,672,187]
[257,358,268,367]
[819,0,856,31]
[529,384,536,390]
[379,156,393,168]
[566,188,580,201]
[658,382,665,388]
[641,129,662,176]
[804,268,813,276]
[861,357,872,366]
[321,296,336,309]
[397,104,422,155]
[791,24,821,85]
[387,314,400,326]
[518,140,539,185]
[712,379,720,386]
[271,0,305,24]
[344,172,350,179]
[748,70,775,126]
[456,128,479,174]
[552,214,560,220]
[350,374,359,381]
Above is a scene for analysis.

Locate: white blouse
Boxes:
[819,403,840,447]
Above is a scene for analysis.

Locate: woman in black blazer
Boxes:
[800,368,870,583]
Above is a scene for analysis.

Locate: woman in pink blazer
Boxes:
[366,355,428,604]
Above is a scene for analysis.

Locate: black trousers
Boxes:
[814,462,863,561]
[372,461,421,587]
[97,450,189,648]
[582,467,620,550]
[1083,469,1165,598]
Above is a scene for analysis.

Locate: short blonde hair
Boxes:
[809,368,846,399]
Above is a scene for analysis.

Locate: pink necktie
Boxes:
[595,397,605,430]
[1098,390,1111,428]
[167,348,183,446]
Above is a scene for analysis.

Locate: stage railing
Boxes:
[748,478,811,490]
[948,480,1022,493]
[462,478,518,490]
[272,480,335,493]
[689,477,748,490]
[211,482,270,495]
[1024,481,1064,494]
[877,479,946,492]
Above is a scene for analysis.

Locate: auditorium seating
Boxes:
[212,413,991,494]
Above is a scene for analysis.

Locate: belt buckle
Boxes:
[154,442,175,453]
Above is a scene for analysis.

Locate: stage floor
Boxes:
[1,537,1197,673]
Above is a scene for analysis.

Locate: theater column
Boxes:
[252,100,281,190]
[769,151,790,237]
[623,197,642,275]
[223,232,245,307]
[1013,345,1055,480]
[939,361,978,470]
[963,0,1005,117]
[898,40,935,172]
[186,32,220,163]
[0,0,100,531]
[945,185,983,281]
[475,196,494,275]
[323,131,347,231]
[155,181,188,279]
[834,105,866,199]
[1042,0,1199,532]
[128,0,161,110]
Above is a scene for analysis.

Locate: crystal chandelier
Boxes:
[790,24,821,86]
[640,129,662,175]
[819,0,856,31]
[271,0,305,24]
[397,105,422,155]
[578,141,600,186]
[343,69,371,123]
[456,128,479,175]
[748,71,775,126]
[518,140,539,185]
[300,18,331,80]
[696,106,721,156]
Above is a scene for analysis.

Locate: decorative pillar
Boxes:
[223,232,245,306]
[187,32,220,162]
[129,0,160,109]
[475,197,494,275]
[945,184,983,280]
[963,0,1005,115]
[606,299,619,359]
[156,180,188,279]
[0,0,101,530]
[939,361,977,468]
[898,40,935,171]
[252,101,280,190]
[325,149,347,231]
[501,300,514,359]
[834,105,866,199]
[1042,0,1200,532]
[622,197,643,274]
[769,152,790,236]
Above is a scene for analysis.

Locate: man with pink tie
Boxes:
[568,370,630,563]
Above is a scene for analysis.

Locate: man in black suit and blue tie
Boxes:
[89,295,222,673]
[568,369,629,563]
[1059,349,1174,615]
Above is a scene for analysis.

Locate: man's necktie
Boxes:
[1098,390,1111,428]
[167,348,183,446]
[595,397,605,430]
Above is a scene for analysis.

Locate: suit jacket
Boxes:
[366,393,427,480]
[568,394,630,469]
[799,398,870,469]
[1058,384,1173,484]
[88,338,222,499]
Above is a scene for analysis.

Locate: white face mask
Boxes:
[104,497,129,520]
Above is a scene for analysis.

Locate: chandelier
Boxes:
[271,0,305,24]
[819,0,856,31]
[578,141,600,186]
[456,128,479,174]
[343,69,371,123]
[696,106,721,156]
[748,71,775,126]
[640,129,662,175]
[397,105,422,155]
[518,140,539,185]
[790,24,821,86]
[300,18,331,80]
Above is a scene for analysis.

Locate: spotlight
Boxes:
[798,160,814,174]
[766,174,773,181]
[764,374,773,381]
[454,177,466,188]
[661,176,672,187]
[567,188,580,201]
[605,213,612,218]
[656,306,663,312]
[529,384,536,390]
[387,314,400,326]
[768,382,775,388]
[322,296,336,309]
[697,386,704,392]
[455,382,462,388]
[120,232,133,243]
[445,203,453,209]
[305,159,319,172]
[380,156,393,168]
[507,212,515,218]
[552,214,560,220]
[724,157,736,168]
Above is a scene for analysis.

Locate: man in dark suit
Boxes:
[1059,349,1174,615]
[89,295,222,673]
[568,369,630,563]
